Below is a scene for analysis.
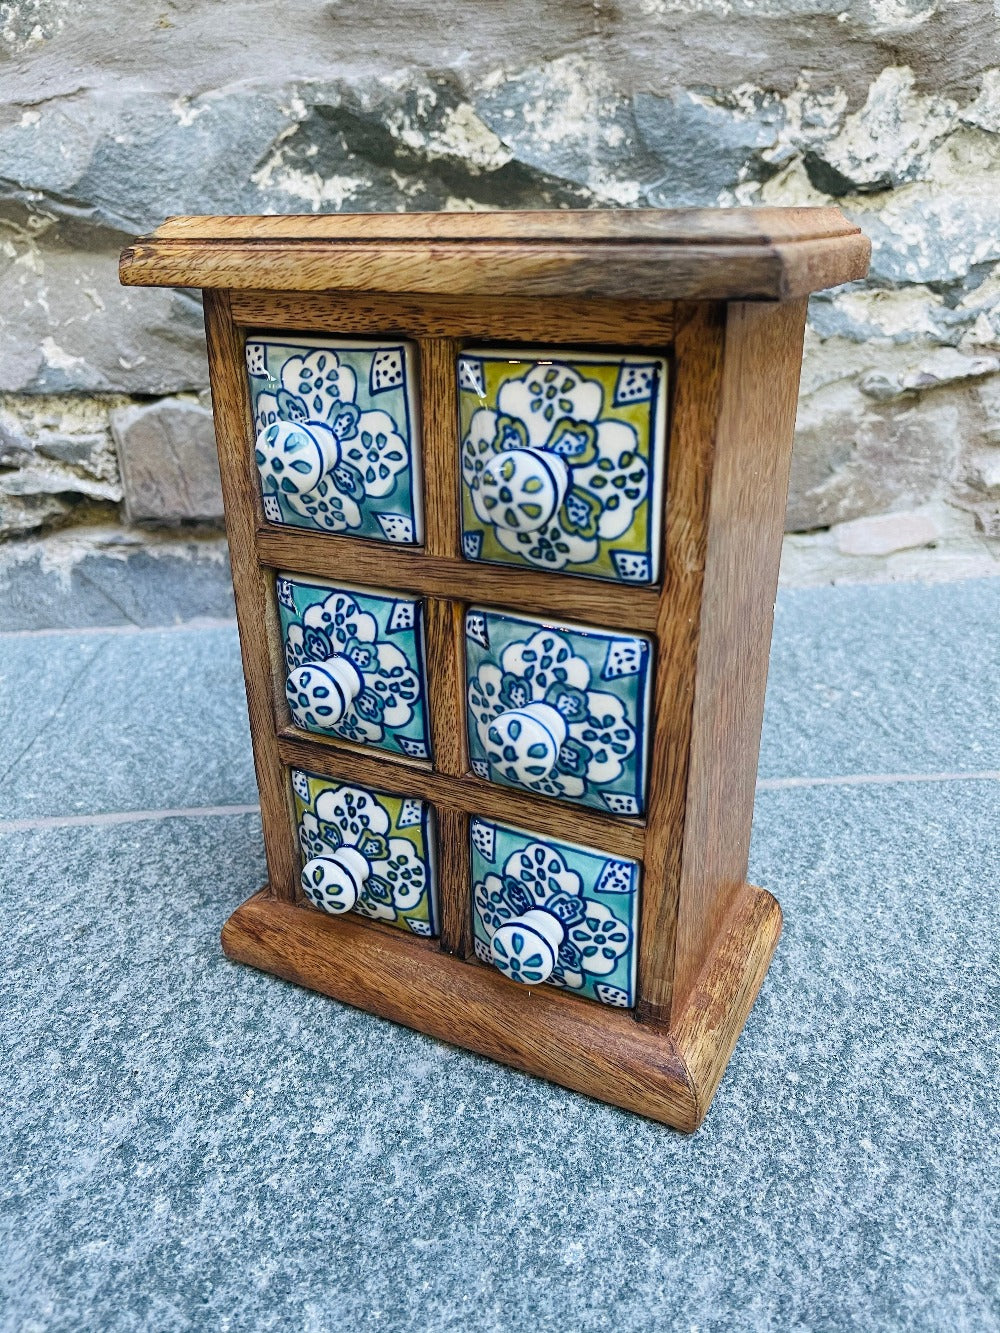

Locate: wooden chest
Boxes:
[120,208,869,1130]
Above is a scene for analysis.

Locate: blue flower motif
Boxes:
[303,625,333,661]
[498,672,532,710]
[544,681,589,724]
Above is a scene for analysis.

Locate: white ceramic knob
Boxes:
[490,909,565,985]
[486,701,568,784]
[479,448,569,534]
[286,656,363,731]
[300,847,370,915]
[254,419,340,498]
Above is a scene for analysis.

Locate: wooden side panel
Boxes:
[637,303,726,1026]
[203,291,299,901]
[670,299,808,1017]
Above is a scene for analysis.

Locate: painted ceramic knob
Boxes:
[479,448,569,534]
[286,656,363,730]
[300,847,370,915]
[254,419,339,498]
[485,701,567,784]
[490,909,565,985]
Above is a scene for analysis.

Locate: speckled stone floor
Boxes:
[2,579,998,1332]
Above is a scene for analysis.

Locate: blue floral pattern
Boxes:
[459,349,667,583]
[247,337,421,543]
[278,577,430,759]
[292,771,438,935]
[466,608,652,815]
[470,819,639,1007]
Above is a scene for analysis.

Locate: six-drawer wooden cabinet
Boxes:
[120,208,870,1130]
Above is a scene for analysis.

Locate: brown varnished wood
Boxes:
[255,527,662,632]
[275,730,645,861]
[668,299,808,1019]
[672,882,783,1124]
[138,206,863,246]
[121,236,870,302]
[637,303,726,1027]
[220,877,780,1131]
[418,338,461,558]
[202,291,299,901]
[121,207,866,1128]
[231,291,674,346]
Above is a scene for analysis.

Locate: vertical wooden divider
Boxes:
[418,337,473,958]
[203,290,300,901]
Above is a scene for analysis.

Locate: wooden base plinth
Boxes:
[221,882,780,1132]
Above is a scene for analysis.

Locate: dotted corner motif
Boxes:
[457,356,485,398]
[388,600,417,633]
[262,494,282,523]
[611,550,653,583]
[462,530,483,561]
[370,348,405,394]
[470,819,496,862]
[376,513,415,544]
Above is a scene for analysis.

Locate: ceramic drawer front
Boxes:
[458,346,668,585]
[470,817,640,1008]
[465,606,653,816]
[291,768,439,937]
[277,573,431,761]
[246,334,422,544]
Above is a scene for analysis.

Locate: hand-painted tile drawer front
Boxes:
[278,574,431,760]
[471,818,639,1007]
[466,607,652,816]
[458,346,668,584]
[246,334,422,544]
[292,769,439,936]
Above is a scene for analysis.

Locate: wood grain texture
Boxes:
[418,338,461,558]
[637,303,726,1027]
[139,206,863,245]
[255,528,661,631]
[202,291,299,901]
[220,877,780,1131]
[120,237,870,301]
[274,732,645,860]
[672,881,783,1125]
[435,806,473,959]
[669,299,808,1019]
[232,291,675,345]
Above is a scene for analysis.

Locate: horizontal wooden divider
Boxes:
[231,290,675,345]
[275,732,646,861]
[256,529,662,632]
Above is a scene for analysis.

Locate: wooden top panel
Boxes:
[119,208,869,302]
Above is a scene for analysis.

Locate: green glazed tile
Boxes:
[466,606,653,816]
[470,817,640,1007]
[292,769,439,937]
[246,335,422,544]
[277,574,430,760]
[458,347,668,583]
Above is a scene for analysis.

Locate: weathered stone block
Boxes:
[833,509,941,557]
[109,399,222,524]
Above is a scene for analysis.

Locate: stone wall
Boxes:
[2,0,1000,591]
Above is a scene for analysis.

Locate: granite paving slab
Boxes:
[760,577,1000,781]
[0,626,255,820]
[1,778,997,1332]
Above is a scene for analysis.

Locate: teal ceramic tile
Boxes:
[292,769,438,936]
[465,606,652,815]
[246,335,422,544]
[277,574,430,760]
[470,817,640,1007]
[458,346,668,584]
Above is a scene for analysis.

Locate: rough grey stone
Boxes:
[110,398,222,524]
[0,528,233,630]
